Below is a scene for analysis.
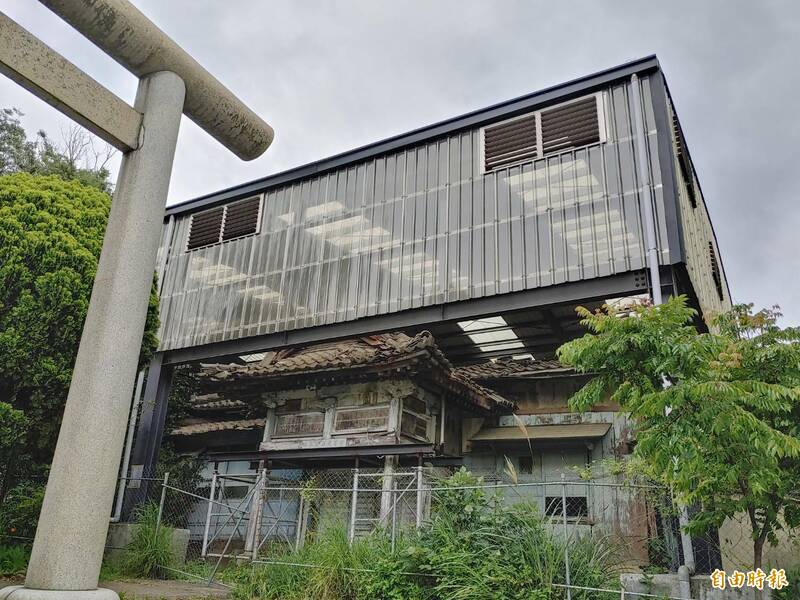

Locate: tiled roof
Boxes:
[196,331,512,413]
[190,395,247,411]
[199,332,439,381]
[455,358,574,380]
[171,418,265,437]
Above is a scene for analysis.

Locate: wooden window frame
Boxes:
[332,404,391,436]
[400,396,431,442]
[272,410,326,439]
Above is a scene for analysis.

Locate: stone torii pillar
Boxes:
[0,2,273,598]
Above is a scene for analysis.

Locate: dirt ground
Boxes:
[105,579,230,599]
[0,578,230,599]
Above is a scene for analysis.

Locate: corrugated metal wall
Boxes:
[157,76,672,351]
[666,99,732,318]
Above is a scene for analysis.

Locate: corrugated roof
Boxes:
[455,358,575,380]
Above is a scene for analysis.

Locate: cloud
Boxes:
[2,0,798,324]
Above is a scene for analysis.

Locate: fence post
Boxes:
[678,565,691,600]
[349,467,360,544]
[155,471,169,537]
[390,483,398,552]
[201,470,218,558]
[415,466,424,529]
[250,467,267,561]
[561,474,572,600]
[294,494,306,551]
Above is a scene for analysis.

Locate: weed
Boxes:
[120,502,174,579]
[230,469,621,600]
[0,544,29,578]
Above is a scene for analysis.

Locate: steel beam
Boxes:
[0,11,141,151]
[162,270,652,365]
[121,354,174,518]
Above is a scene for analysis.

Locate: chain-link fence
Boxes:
[144,466,795,593]
[2,468,796,598]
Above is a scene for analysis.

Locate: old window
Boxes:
[273,412,325,438]
[481,94,604,173]
[518,455,534,475]
[545,496,588,519]
[187,195,262,251]
[221,485,251,500]
[333,405,390,434]
[400,395,430,442]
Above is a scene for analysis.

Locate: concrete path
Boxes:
[0,579,229,600]
[105,579,229,599]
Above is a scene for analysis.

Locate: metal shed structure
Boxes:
[127,55,731,493]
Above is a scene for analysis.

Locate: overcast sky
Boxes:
[3,0,799,325]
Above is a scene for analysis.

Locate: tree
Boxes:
[557,296,800,573]
[0,402,27,499]
[0,109,37,174]
[0,108,114,192]
[0,173,159,478]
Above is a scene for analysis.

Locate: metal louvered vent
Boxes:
[481,94,604,173]
[222,196,261,241]
[483,113,538,171]
[541,96,600,155]
[672,113,697,208]
[186,206,224,250]
[709,242,724,301]
[186,195,262,251]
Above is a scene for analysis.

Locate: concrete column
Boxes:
[1,71,185,600]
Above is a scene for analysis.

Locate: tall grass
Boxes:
[230,469,620,600]
[120,502,174,578]
[0,544,29,578]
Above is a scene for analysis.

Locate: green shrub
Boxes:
[0,403,27,496]
[0,482,44,540]
[0,173,159,466]
[229,524,377,600]
[230,469,621,600]
[0,544,29,578]
[366,502,616,600]
[120,502,174,579]
[774,566,800,600]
